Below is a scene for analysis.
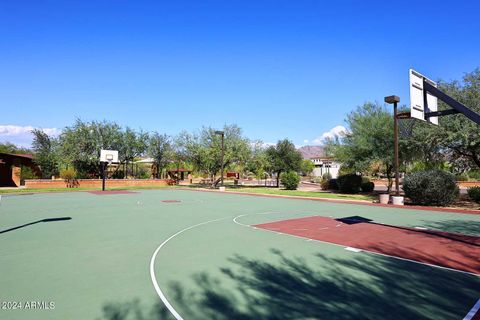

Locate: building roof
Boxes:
[0,152,34,160]
[297,146,329,159]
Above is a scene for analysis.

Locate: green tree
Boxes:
[245,140,269,178]
[120,127,148,178]
[300,159,315,177]
[265,139,303,187]
[327,102,397,191]
[410,68,480,172]
[59,119,123,177]
[31,129,59,178]
[178,124,250,181]
[148,133,172,178]
[0,142,31,154]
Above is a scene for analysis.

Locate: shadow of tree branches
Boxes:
[421,219,480,237]
[97,249,479,320]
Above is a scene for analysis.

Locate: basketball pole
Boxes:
[215,130,225,187]
[102,162,106,191]
[385,95,401,196]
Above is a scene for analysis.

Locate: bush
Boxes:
[60,168,77,180]
[455,173,469,181]
[20,166,37,180]
[329,178,338,190]
[60,167,78,188]
[134,165,150,179]
[319,172,332,190]
[20,166,38,185]
[403,170,459,206]
[337,173,362,194]
[467,170,480,180]
[320,179,329,190]
[360,176,375,192]
[467,186,480,204]
[112,170,125,179]
[280,171,300,190]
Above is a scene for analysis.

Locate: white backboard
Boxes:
[100,149,119,163]
[409,69,438,125]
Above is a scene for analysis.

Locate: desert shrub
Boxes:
[467,170,480,180]
[320,179,329,190]
[112,170,125,179]
[60,168,76,180]
[20,166,38,185]
[135,165,150,179]
[20,166,37,180]
[337,173,362,194]
[455,173,469,181]
[319,172,332,190]
[329,178,338,190]
[403,170,459,206]
[60,167,78,188]
[360,176,375,192]
[280,171,300,190]
[467,186,480,204]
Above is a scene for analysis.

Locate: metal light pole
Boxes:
[384,95,401,196]
[215,130,225,187]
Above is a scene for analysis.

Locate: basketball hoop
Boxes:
[99,150,118,191]
[396,112,415,138]
[106,154,114,166]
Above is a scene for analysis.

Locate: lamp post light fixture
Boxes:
[384,95,401,196]
[214,130,225,187]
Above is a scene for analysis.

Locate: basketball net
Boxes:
[397,112,415,138]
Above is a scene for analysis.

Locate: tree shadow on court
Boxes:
[96,248,479,320]
[420,219,480,237]
[0,217,72,234]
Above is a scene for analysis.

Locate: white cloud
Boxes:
[312,125,347,145]
[303,139,309,144]
[0,125,61,147]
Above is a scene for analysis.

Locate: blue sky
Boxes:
[1,0,479,147]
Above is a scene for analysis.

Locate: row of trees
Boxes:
[29,120,307,185]
[327,67,480,191]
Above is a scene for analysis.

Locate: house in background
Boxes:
[297,146,340,179]
[0,153,40,187]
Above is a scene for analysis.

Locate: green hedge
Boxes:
[467,186,480,204]
[337,173,362,194]
[403,170,459,206]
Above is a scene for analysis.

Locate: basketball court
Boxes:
[1,189,479,320]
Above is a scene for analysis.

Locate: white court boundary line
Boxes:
[149,217,228,320]
[152,213,479,320]
[464,299,480,320]
[233,213,480,278]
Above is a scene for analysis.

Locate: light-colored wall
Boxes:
[310,159,340,178]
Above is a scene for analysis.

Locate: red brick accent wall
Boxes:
[25,179,169,189]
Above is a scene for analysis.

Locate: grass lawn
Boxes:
[224,186,375,201]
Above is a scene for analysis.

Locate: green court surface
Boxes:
[1,189,479,320]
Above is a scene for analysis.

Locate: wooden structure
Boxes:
[167,168,192,181]
[0,153,41,187]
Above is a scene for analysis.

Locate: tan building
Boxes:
[0,153,40,187]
